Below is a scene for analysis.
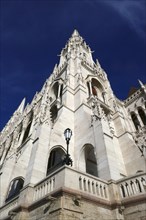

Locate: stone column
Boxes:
[88,80,93,96]
[136,110,145,127]
[57,83,62,99]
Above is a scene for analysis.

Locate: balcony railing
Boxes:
[79,174,108,199]
[117,172,146,198]
[0,167,145,220]
[0,196,19,219]
[29,169,146,204]
[33,166,109,203]
[33,175,55,202]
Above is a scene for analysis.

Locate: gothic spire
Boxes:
[68,29,83,44]
[16,98,26,113]
[138,79,145,89]
[71,29,80,37]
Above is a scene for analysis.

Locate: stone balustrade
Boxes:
[33,175,55,201]
[0,196,19,219]
[79,174,109,199]
[0,168,145,219]
[117,172,146,198]
[32,166,109,203]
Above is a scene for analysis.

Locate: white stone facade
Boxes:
[0,30,146,220]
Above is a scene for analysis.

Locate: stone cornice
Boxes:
[124,89,142,107]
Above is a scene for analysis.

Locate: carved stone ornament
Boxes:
[91,98,105,120]
[40,101,51,125]
[133,126,146,156]
[108,114,115,135]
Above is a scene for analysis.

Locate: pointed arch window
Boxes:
[87,78,105,102]
[85,145,98,177]
[5,177,24,202]
[53,82,58,99]
[46,147,65,175]
[50,82,63,102]
[131,113,140,130]
[138,108,146,126]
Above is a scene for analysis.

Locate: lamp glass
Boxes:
[64,128,72,141]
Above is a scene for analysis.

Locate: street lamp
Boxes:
[63,128,73,166]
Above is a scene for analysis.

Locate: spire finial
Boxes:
[138,79,145,89]
[72,29,80,37]
[16,98,26,113]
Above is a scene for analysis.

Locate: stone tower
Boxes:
[0,30,146,220]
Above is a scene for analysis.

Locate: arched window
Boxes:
[87,78,104,101]
[50,82,63,102]
[5,177,24,202]
[53,82,58,99]
[131,113,140,130]
[138,108,146,125]
[85,145,98,177]
[22,112,33,144]
[46,147,65,175]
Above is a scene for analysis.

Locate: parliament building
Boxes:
[0,30,146,220]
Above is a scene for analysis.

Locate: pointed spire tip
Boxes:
[138,79,144,87]
[17,98,26,113]
[72,29,80,37]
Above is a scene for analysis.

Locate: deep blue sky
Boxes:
[0,0,146,131]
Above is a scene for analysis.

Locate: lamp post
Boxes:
[63,128,73,166]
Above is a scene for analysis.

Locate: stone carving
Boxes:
[40,100,51,125]
[77,62,83,82]
[107,114,115,135]
[91,98,106,121]
[113,100,119,112]
[133,126,146,156]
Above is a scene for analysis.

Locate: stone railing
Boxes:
[124,89,141,106]
[0,196,19,219]
[33,166,109,202]
[79,174,109,199]
[52,62,67,80]
[33,175,55,201]
[117,172,146,198]
[82,60,94,73]
[1,167,145,219]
